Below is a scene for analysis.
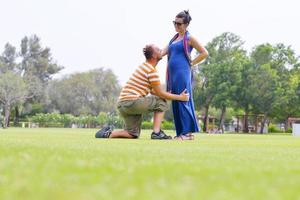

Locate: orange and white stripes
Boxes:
[119,62,160,101]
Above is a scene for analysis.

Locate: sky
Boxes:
[1,0,299,85]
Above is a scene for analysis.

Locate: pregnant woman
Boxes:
[161,10,208,140]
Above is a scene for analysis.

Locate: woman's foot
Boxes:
[174,133,194,140]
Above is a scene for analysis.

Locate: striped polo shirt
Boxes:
[119,62,161,101]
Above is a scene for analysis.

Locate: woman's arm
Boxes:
[189,35,209,66]
[160,45,168,57]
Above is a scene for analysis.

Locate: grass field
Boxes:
[0,128,300,200]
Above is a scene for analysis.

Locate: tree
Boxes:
[229,43,300,133]
[0,43,18,126]
[267,44,300,130]
[19,35,63,83]
[0,35,63,126]
[0,72,28,128]
[0,43,17,73]
[249,64,280,133]
[272,70,300,131]
[251,44,299,133]
[194,32,245,132]
[18,35,63,123]
[47,68,121,116]
[232,58,256,133]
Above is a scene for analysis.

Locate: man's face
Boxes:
[152,45,162,62]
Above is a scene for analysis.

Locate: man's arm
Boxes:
[152,84,189,101]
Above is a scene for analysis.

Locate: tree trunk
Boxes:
[260,114,268,134]
[243,105,249,133]
[284,117,290,132]
[14,106,20,127]
[203,95,213,133]
[219,106,226,133]
[203,105,209,132]
[243,115,249,133]
[4,103,11,128]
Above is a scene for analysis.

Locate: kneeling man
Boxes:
[95,44,189,139]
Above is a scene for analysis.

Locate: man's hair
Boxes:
[176,10,192,24]
[143,45,154,60]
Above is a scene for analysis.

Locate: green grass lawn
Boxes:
[0,128,300,200]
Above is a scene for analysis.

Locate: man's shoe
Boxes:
[95,125,113,138]
[151,130,172,140]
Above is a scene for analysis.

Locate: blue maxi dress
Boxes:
[167,35,199,136]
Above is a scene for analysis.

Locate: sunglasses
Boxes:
[173,21,185,26]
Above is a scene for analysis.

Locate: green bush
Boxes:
[30,103,44,115]
[60,114,76,127]
[27,113,121,128]
[76,115,99,128]
[29,113,73,127]
[12,112,173,129]
[161,121,174,130]
[43,122,64,128]
[97,112,108,126]
[268,123,282,133]
[140,121,174,130]
[141,121,153,129]
[107,115,123,128]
